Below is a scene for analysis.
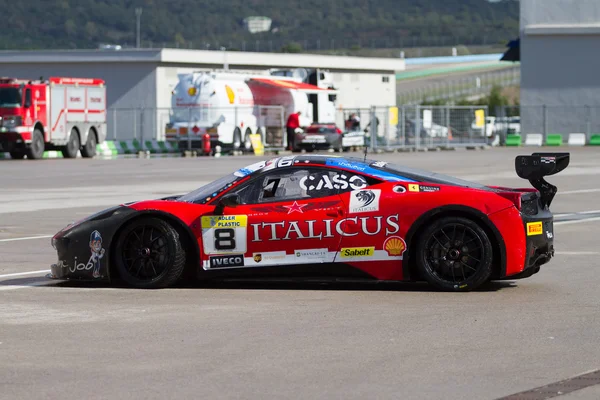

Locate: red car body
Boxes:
[49,153,569,291]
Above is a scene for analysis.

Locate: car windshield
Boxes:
[177,173,240,204]
[306,125,337,133]
[177,159,269,204]
[0,87,21,107]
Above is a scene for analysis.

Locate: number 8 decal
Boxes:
[214,228,236,250]
[201,215,248,255]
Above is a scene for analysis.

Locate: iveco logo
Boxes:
[209,254,245,268]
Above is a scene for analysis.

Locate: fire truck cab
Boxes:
[0,77,107,160]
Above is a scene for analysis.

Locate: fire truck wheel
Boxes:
[81,131,97,158]
[243,129,253,152]
[232,128,242,151]
[26,129,45,160]
[9,150,25,160]
[62,129,80,159]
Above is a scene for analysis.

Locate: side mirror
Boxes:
[214,193,240,215]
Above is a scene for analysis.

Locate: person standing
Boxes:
[286,110,301,151]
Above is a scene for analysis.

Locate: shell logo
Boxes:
[383,236,406,256]
[187,87,197,96]
[225,85,235,104]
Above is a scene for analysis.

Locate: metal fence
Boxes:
[106,105,286,150]
[338,105,490,151]
[112,35,506,54]
[103,105,493,152]
[517,105,600,141]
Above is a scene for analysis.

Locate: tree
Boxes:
[280,42,303,53]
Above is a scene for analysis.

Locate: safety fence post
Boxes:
[187,107,192,152]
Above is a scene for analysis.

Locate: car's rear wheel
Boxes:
[415,216,493,292]
[114,217,186,289]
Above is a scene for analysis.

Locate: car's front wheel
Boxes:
[114,217,186,289]
[415,216,493,292]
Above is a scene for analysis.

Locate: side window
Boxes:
[234,167,382,204]
[24,88,32,107]
[234,168,341,204]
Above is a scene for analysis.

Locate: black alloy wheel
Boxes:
[416,216,493,292]
[114,217,186,289]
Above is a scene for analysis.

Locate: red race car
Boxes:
[49,152,569,292]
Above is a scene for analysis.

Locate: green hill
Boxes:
[0,0,519,52]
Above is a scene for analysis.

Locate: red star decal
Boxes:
[283,201,307,214]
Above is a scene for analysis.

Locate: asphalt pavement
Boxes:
[1,146,600,400]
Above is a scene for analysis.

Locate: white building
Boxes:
[243,16,272,34]
[0,48,404,141]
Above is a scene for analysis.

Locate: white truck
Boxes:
[165,70,337,152]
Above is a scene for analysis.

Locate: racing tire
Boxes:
[9,150,25,159]
[62,129,80,159]
[114,217,186,289]
[81,131,97,158]
[26,128,45,160]
[415,216,493,292]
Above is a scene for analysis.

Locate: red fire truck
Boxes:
[0,77,107,160]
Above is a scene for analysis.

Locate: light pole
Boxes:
[135,8,142,48]
[221,46,228,70]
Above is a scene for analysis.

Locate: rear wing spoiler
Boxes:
[515,152,570,209]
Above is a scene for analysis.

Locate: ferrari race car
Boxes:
[49,152,569,292]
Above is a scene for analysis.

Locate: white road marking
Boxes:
[579,209,600,214]
[555,252,600,255]
[0,281,54,292]
[0,235,53,243]
[555,217,600,226]
[0,269,51,279]
[558,188,600,195]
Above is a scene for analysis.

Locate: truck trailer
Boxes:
[165,69,337,152]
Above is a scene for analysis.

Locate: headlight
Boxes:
[1,116,22,129]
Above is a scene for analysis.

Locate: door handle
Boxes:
[326,208,344,217]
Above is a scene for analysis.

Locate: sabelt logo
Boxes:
[527,221,543,236]
[341,247,374,257]
[384,236,406,256]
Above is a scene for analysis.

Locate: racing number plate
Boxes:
[201,215,248,255]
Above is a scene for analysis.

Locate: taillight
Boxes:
[497,191,540,215]
[336,128,342,134]
[497,191,522,210]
